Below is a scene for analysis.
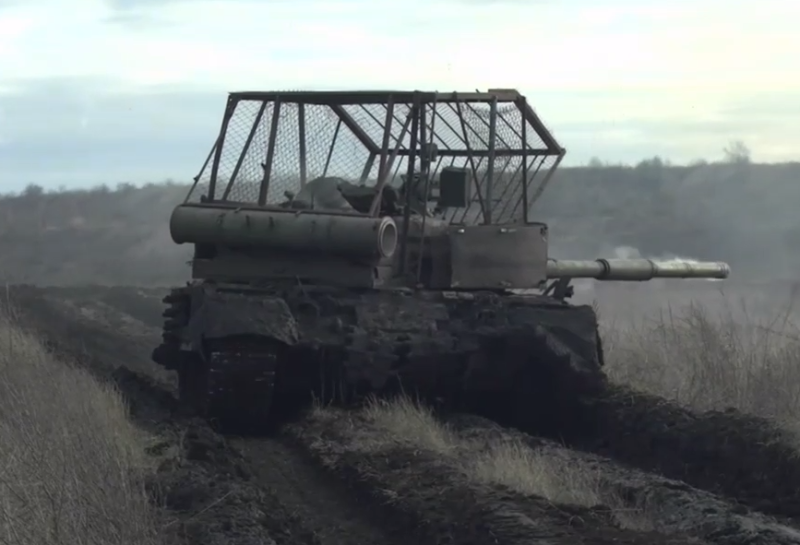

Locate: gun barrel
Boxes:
[546,258,730,281]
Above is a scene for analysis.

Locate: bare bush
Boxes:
[0,311,160,545]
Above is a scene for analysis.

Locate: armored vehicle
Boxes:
[152,89,730,433]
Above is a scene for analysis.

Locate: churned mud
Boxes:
[8,284,800,545]
[563,384,800,524]
[447,415,800,545]
[289,405,701,545]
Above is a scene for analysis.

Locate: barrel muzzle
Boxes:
[546,258,730,281]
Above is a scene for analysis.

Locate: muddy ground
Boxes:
[6,285,800,545]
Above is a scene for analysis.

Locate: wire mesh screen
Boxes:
[187,93,562,224]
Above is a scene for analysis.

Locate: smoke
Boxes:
[612,244,699,264]
[611,245,723,282]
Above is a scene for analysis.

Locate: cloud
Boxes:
[2,77,799,193]
[0,0,798,189]
[0,79,222,188]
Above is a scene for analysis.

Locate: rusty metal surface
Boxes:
[447,224,548,289]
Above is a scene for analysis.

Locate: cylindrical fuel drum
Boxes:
[170,204,398,259]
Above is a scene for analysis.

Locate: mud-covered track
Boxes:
[232,437,405,545]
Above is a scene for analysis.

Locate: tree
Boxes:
[22,184,44,197]
[722,140,751,164]
[587,157,604,168]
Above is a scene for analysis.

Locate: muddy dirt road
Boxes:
[6,285,800,545]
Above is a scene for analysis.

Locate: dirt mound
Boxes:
[111,370,311,545]
[4,285,167,382]
[561,384,800,523]
[290,407,696,545]
[447,415,800,545]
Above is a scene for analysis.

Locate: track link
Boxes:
[204,339,278,430]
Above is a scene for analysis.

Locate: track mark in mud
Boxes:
[288,406,700,545]
[447,415,800,545]
[233,438,401,545]
[564,384,800,525]
[117,369,406,545]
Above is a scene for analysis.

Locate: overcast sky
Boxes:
[0,0,797,192]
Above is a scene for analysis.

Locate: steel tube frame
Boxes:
[202,91,565,224]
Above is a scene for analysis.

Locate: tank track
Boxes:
[153,283,606,435]
[205,339,278,428]
[154,289,281,430]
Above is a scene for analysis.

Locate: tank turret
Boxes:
[152,89,731,434]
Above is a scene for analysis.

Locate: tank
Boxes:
[151,89,731,434]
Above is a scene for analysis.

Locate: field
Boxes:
[3,166,800,545]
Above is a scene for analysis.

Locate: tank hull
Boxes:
[152,282,606,434]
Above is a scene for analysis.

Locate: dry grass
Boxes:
[312,396,643,526]
[601,300,800,433]
[358,397,603,506]
[0,310,160,545]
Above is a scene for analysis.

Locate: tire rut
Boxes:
[232,437,403,545]
[564,384,800,524]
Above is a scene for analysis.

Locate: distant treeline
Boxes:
[1,159,798,285]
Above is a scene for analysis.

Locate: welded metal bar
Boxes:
[369,112,413,216]
[520,98,529,222]
[432,107,467,150]
[517,97,561,153]
[185,140,217,203]
[416,96,438,282]
[446,102,489,148]
[398,99,420,274]
[330,104,380,154]
[419,100,429,183]
[230,90,524,105]
[510,155,546,220]
[359,152,377,184]
[453,100,487,224]
[223,100,267,201]
[484,97,498,224]
[362,102,450,152]
[384,148,551,157]
[208,96,237,201]
[494,158,525,222]
[298,103,307,187]
[456,155,486,224]
[464,101,511,150]
[377,99,395,187]
[497,106,524,143]
[257,99,281,205]
[323,117,342,177]
[528,150,565,205]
